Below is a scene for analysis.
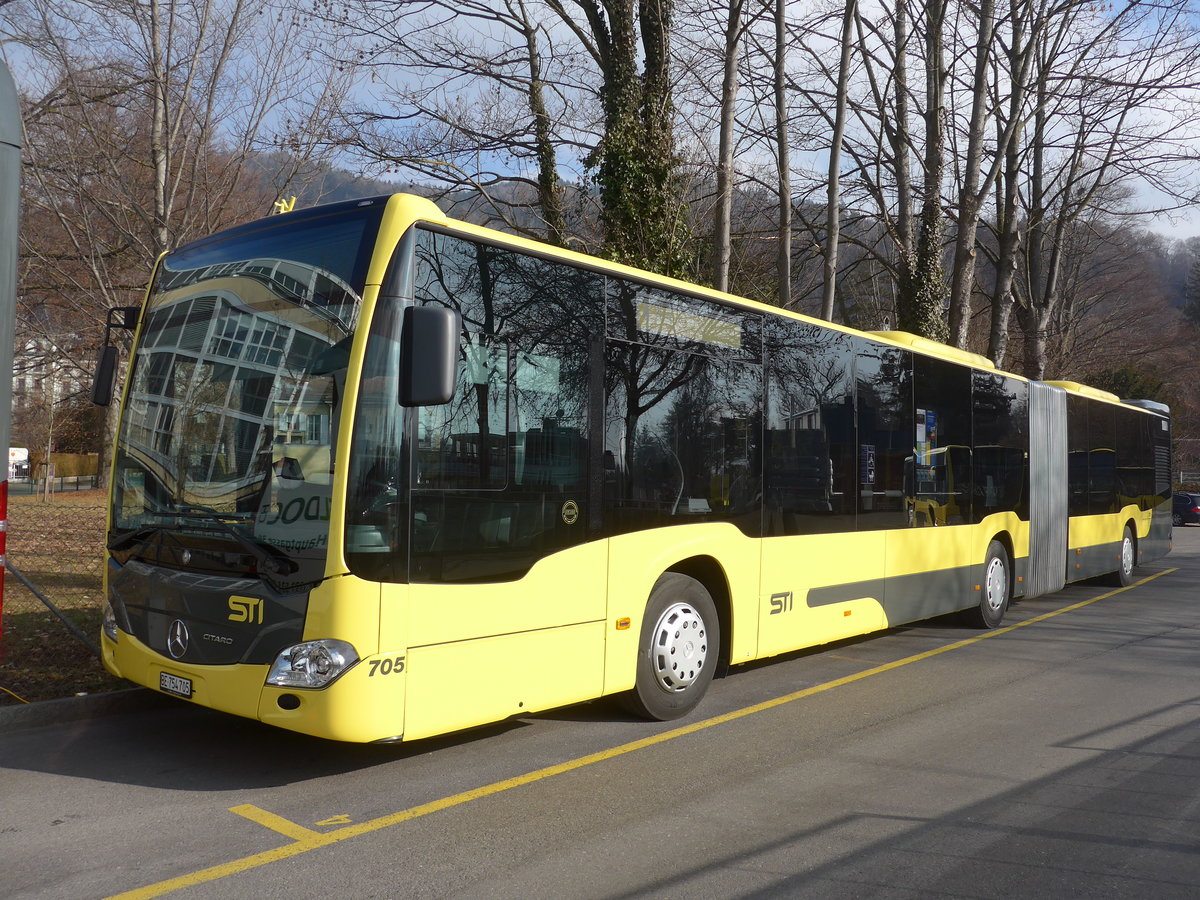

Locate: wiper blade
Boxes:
[169,504,298,575]
[175,503,254,523]
[107,523,170,552]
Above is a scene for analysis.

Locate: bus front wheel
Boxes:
[623,573,720,722]
[964,540,1010,629]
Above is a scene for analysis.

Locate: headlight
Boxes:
[102,601,119,642]
[266,639,358,689]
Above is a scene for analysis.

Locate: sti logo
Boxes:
[228,596,264,625]
[769,591,794,615]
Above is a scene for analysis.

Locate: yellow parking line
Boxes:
[229,804,320,842]
[107,568,1177,900]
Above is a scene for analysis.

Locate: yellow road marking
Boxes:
[229,804,320,842]
[107,568,1177,900]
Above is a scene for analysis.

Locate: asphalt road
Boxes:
[3,528,1198,899]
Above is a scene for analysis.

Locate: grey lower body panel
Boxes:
[1141,506,1173,565]
[1064,540,1123,583]
[807,554,1029,625]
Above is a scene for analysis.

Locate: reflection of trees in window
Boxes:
[859,346,908,433]
[764,320,855,534]
[606,341,701,489]
[398,230,603,584]
[605,344,761,535]
[603,277,760,521]
[414,230,601,489]
[414,230,603,346]
[770,323,850,414]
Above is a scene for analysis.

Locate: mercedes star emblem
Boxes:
[167,619,189,659]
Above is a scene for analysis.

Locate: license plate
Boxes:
[159,672,193,699]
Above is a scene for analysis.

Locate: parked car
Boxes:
[1173,492,1200,527]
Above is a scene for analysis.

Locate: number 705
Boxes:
[367,656,406,677]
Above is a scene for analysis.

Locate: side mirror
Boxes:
[91,344,119,406]
[91,306,140,407]
[400,305,460,407]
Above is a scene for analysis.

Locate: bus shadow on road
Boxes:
[0,699,531,791]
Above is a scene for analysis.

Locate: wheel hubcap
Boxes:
[1122,537,1134,575]
[650,602,708,693]
[985,556,1007,612]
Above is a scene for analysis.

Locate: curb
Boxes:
[0,687,173,731]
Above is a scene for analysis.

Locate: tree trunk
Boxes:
[521,7,567,246]
[1020,303,1051,381]
[892,0,912,277]
[987,146,1021,366]
[587,0,690,277]
[713,0,744,292]
[986,0,1027,367]
[774,0,791,307]
[947,0,995,349]
[821,0,856,322]
[897,0,948,341]
[149,0,169,255]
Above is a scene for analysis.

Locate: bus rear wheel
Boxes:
[1104,525,1137,587]
[623,573,720,722]
[964,540,1010,629]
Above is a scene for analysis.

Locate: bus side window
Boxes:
[971,372,1029,522]
[603,344,761,535]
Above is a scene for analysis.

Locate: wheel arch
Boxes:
[665,555,732,674]
[989,529,1016,568]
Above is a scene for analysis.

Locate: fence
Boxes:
[7,474,100,496]
[0,489,119,703]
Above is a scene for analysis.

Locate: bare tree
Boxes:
[4,0,345,475]
[820,0,856,321]
[314,0,579,244]
[945,0,999,348]
[1003,0,1200,377]
[712,0,749,292]
[772,0,792,307]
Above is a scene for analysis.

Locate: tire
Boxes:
[622,573,720,722]
[963,540,1010,629]
[1172,512,1183,527]
[1103,525,1137,587]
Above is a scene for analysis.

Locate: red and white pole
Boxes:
[1,60,23,657]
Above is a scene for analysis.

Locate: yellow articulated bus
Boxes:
[92,194,1173,743]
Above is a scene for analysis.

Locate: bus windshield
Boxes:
[108,199,387,588]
